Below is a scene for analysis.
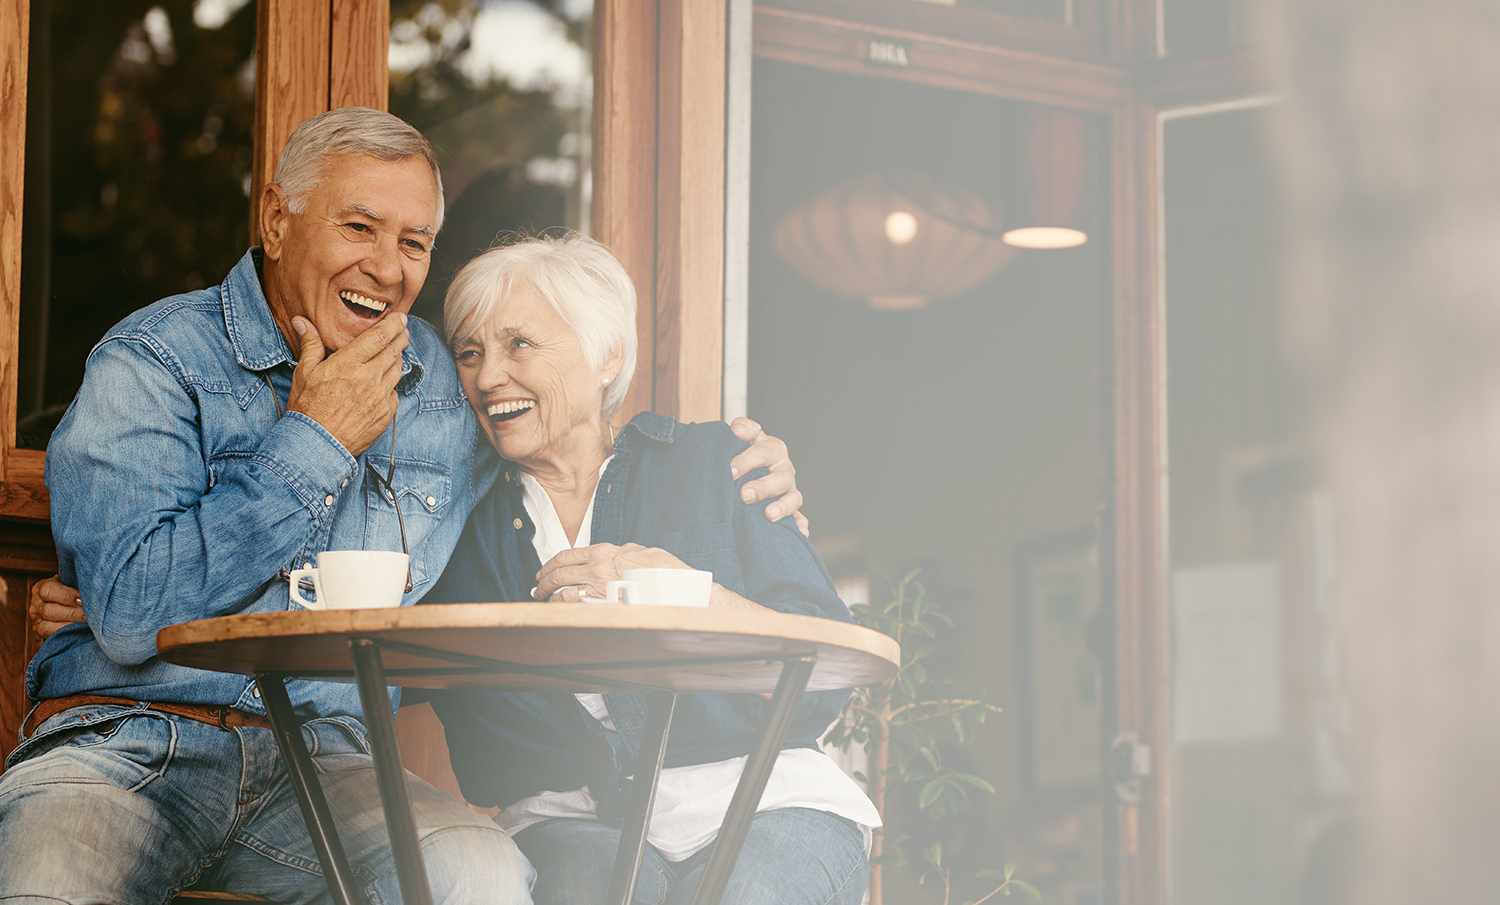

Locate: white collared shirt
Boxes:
[496,467,880,860]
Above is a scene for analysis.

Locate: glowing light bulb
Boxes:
[884,211,918,245]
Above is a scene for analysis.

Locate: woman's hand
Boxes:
[30,575,86,640]
[535,544,764,610]
[728,417,809,537]
[534,543,692,601]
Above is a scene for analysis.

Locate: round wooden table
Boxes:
[158,603,899,905]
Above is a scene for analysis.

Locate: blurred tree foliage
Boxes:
[387,0,587,326]
[23,0,588,443]
[23,0,257,436]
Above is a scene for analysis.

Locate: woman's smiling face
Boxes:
[453,285,616,467]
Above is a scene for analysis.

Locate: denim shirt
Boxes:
[31,248,495,722]
[426,413,852,810]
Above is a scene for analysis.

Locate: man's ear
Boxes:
[260,184,290,260]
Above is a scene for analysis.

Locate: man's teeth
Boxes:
[488,400,537,417]
[340,291,388,313]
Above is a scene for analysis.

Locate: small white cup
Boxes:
[605,568,713,607]
[289,551,410,610]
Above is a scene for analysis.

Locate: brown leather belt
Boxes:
[23,694,273,738]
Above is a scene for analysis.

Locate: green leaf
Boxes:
[921,747,940,771]
[953,772,996,793]
[919,777,946,809]
[923,842,942,867]
[1004,862,1017,879]
[1012,880,1042,901]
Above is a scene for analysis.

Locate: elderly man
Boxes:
[3,107,802,904]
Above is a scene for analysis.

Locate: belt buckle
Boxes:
[214,706,232,731]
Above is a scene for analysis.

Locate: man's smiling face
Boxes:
[260,154,440,353]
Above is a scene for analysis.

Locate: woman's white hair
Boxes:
[273,107,445,231]
[445,234,638,419]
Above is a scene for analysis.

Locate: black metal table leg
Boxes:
[607,691,678,905]
[349,638,433,905]
[688,655,818,905]
[256,673,362,905]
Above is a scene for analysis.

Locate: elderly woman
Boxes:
[425,234,877,905]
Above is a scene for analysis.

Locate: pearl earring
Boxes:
[602,377,611,386]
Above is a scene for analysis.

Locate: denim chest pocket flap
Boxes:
[390,458,452,512]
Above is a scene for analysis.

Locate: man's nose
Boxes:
[362,236,403,285]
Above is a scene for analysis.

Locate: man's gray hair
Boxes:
[273,107,445,232]
[445,234,638,420]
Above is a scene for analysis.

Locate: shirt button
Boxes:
[503,472,511,482]
[304,561,313,570]
[253,687,261,698]
[340,477,349,489]
[513,518,523,530]
[324,494,334,506]
[426,495,436,507]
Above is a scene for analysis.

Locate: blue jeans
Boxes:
[0,706,534,904]
[513,808,867,905]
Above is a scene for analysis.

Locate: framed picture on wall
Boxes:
[1015,526,1102,792]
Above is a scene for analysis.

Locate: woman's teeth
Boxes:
[340,291,388,316]
[488,400,536,422]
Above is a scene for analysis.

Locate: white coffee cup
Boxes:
[605,568,713,607]
[289,551,410,610]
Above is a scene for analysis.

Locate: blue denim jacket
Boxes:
[31,249,494,722]
[426,413,851,810]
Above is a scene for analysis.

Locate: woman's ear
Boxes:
[600,347,626,388]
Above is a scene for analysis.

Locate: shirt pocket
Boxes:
[364,458,453,585]
[655,523,743,593]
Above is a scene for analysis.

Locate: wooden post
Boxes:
[0,0,29,472]
[594,0,727,425]
[252,0,332,243]
[593,0,660,426]
[330,0,389,111]
[654,0,726,424]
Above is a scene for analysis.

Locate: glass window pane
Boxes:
[388,0,593,329]
[1163,0,1244,59]
[749,57,1107,905]
[19,0,257,449]
[1164,106,1344,904]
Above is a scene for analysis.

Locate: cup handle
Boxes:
[289,568,325,610]
[606,580,640,605]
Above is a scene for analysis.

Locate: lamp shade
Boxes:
[1003,107,1091,250]
[772,172,1018,310]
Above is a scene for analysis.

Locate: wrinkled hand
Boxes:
[30,575,85,640]
[286,315,408,456]
[728,417,808,536]
[534,544,692,601]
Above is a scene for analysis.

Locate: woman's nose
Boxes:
[476,353,511,390]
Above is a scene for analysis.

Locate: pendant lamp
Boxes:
[1003,107,1091,250]
[772,172,1017,310]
